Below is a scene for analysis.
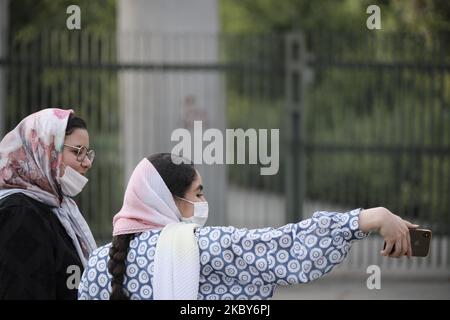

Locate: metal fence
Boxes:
[296,32,450,238]
[286,31,450,271]
[0,30,122,239]
[0,30,449,271]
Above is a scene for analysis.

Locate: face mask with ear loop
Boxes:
[57,163,89,197]
[175,196,209,227]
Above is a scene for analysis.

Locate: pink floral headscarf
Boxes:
[0,108,69,199]
[0,108,97,266]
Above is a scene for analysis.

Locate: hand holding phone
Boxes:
[383,228,432,257]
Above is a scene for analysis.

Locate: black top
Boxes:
[0,193,83,300]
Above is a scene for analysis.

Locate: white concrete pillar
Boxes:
[118,0,227,225]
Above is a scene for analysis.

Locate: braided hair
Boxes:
[107,153,196,300]
[108,234,134,300]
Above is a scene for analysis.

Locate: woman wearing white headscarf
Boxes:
[0,108,97,299]
[78,153,418,300]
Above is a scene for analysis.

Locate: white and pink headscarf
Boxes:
[112,158,183,236]
[0,108,97,267]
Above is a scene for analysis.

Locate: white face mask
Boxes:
[176,196,209,227]
[57,165,88,197]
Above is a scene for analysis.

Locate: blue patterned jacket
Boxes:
[78,208,367,300]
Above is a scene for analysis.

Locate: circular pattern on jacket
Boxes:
[140,285,152,299]
[256,258,268,271]
[243,252,256,264]
[329,250,342,263]
[275,265,287,278]
[201,251,211,264]
[87,268,97,282]
[225,265,238,277]
[210,242,221,255]
[238,271,251,284]
[210,229,221,241]
[128,279,139,293]
[138,270,149,284]
[276,250,289,263]
[279,235,292,248]
[97,260,107,272]
[211,257,224,270]
[223,250,234,263]
[309,248,323,261]
[200,283,213,294]
[220,235,231,247]
[89,283,99,296]
[98,247,109,258]
[98,273,108,288]
[126,264,138,277]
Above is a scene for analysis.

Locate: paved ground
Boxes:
[272,271,450,300]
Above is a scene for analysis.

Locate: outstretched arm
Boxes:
[196,208,369,287]
[196,207,417,289]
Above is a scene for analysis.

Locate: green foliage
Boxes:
[220,1,450,232]
[220,0,368,34]
[10,0,116,40]
[220,0,450,35]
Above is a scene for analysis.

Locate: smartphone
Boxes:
[383,228,432,257]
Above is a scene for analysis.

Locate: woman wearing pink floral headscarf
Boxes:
[0,108,97,300]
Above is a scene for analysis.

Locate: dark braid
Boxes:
[108,234,134,300]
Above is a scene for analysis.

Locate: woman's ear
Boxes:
[173,196,193,218]
[173,196,183,213]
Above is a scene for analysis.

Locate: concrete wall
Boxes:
[117,0,227,226]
